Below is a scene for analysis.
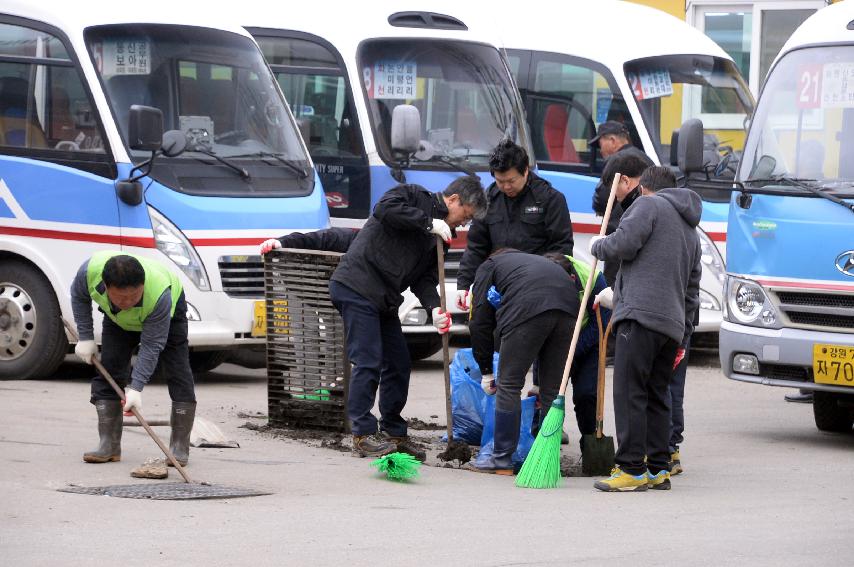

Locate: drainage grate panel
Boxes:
[58,482,271,500]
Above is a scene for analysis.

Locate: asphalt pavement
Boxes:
[1,348,853,566]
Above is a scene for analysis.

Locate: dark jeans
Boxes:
[669,341,690,453]
[612,320,677,476]
[329,281,410,437]
[91,293,195,404]
[498,310,573,424]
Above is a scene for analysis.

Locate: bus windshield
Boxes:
[740,45,854,197]
[86,25,308,165]
[624,55,753,170]
[357,39,529,169]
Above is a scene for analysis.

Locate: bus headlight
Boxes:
[148,206,211,291]
[724,276,779,328]
[697,228,725,284]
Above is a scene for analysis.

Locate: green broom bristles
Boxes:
[371,452,422,481]
[515,396,566,489]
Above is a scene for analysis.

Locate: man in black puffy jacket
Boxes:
[455,140,574,311]
[330,177,487,458]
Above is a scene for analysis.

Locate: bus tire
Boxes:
[190,350,229,374]
[406,334,443,361]
[813,391,854,433]
[0,261,68,380]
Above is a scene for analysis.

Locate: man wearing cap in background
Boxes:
[589,121,654,287]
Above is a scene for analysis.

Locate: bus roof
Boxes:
[497,0,730,67]
[779,2,854,58]
[240,2,508,50]
[1,0,253,39]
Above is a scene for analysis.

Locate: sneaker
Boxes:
[381,432,427,462]
[352,434,397,458]
[461,461,514,475]
[670,451,683,476]
[647,470,671,490]
[594,466,648,492]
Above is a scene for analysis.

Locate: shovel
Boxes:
[434,237,472,464]
[581,307,615,476]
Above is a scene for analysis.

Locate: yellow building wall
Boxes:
[626,0,684,19]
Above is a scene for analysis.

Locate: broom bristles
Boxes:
[371,452,421,481]
[515,396,566,489]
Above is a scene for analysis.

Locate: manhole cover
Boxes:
[58,482,270,500]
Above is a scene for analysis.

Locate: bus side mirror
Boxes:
[391,104,422,155]
[128,105,164,151]
[677,118,704,174]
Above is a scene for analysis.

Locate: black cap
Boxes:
[588,121,630,146]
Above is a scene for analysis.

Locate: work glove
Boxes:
[588,234,605,256]
[123,388,142,416]
[260,238,282,254]
[74,340,97,365]
[673,347,686,370]
[593,287,614,310]
[481,376,497,396]
[455,289,470,311]
[431,307,451,334]
[430,219,452,243]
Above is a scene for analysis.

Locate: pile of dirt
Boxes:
[239,422,350,454]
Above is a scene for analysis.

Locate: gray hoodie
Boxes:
[591,188,702,344]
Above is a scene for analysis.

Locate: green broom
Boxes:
[516,172,622,489]
[371,452,422,481]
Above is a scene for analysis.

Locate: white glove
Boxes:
[594,287,614,310]
[455,289,470,311]
[74,340,97,364]
[588,234,605,256]
[431,307,451,334]
[481,376,497,396]
[123,388,142,415]
[260,238,282,254]
[430,219,452,243]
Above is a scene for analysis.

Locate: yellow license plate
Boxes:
[251,300,266,338]
[813,344,854,386]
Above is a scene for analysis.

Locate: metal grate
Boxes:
[264,249,349,431]
[759,363,811,382]
[219,255,264,298]
[58,482,270,500]
[785,311,854,329]
[776,291,854,309]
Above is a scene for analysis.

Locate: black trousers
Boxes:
[497,310,573,420]
[91,293,195,404]
[329,281,410,437]
[612,320,678,475]
[669,340,690,452]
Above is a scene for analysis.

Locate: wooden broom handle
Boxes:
[436,237,454,443]
[557,173,621,396]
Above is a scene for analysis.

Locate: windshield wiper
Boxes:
[229,152,310,179]
[190,149,250,180]
[412,153,478,177]
[744,176,854,214]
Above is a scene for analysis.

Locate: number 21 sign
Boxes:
[797,64,822,109]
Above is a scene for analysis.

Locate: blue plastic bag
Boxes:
[448,349,497,444]
[475,393,537,467]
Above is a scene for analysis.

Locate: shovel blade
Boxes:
[581,433,615,477]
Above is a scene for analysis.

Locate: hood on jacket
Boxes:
[656,188,702,228]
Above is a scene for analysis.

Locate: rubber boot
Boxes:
[83,399,123,463]
[168,402,196,466]
[492,408,521,472]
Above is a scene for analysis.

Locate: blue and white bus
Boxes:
[242,5,531,359]
[0,2,328,379]
[719,2,854,432]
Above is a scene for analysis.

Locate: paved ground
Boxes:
[2,348,853,566]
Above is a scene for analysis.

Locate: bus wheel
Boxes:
[813,391,854,433]
[190,350,229,375]
[0,262,68,380]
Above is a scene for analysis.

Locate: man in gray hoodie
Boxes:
[589,167,702,492]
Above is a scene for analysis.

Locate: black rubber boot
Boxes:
[168,402,196,466]
[83,399,123,463]
[492,408,521,471]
